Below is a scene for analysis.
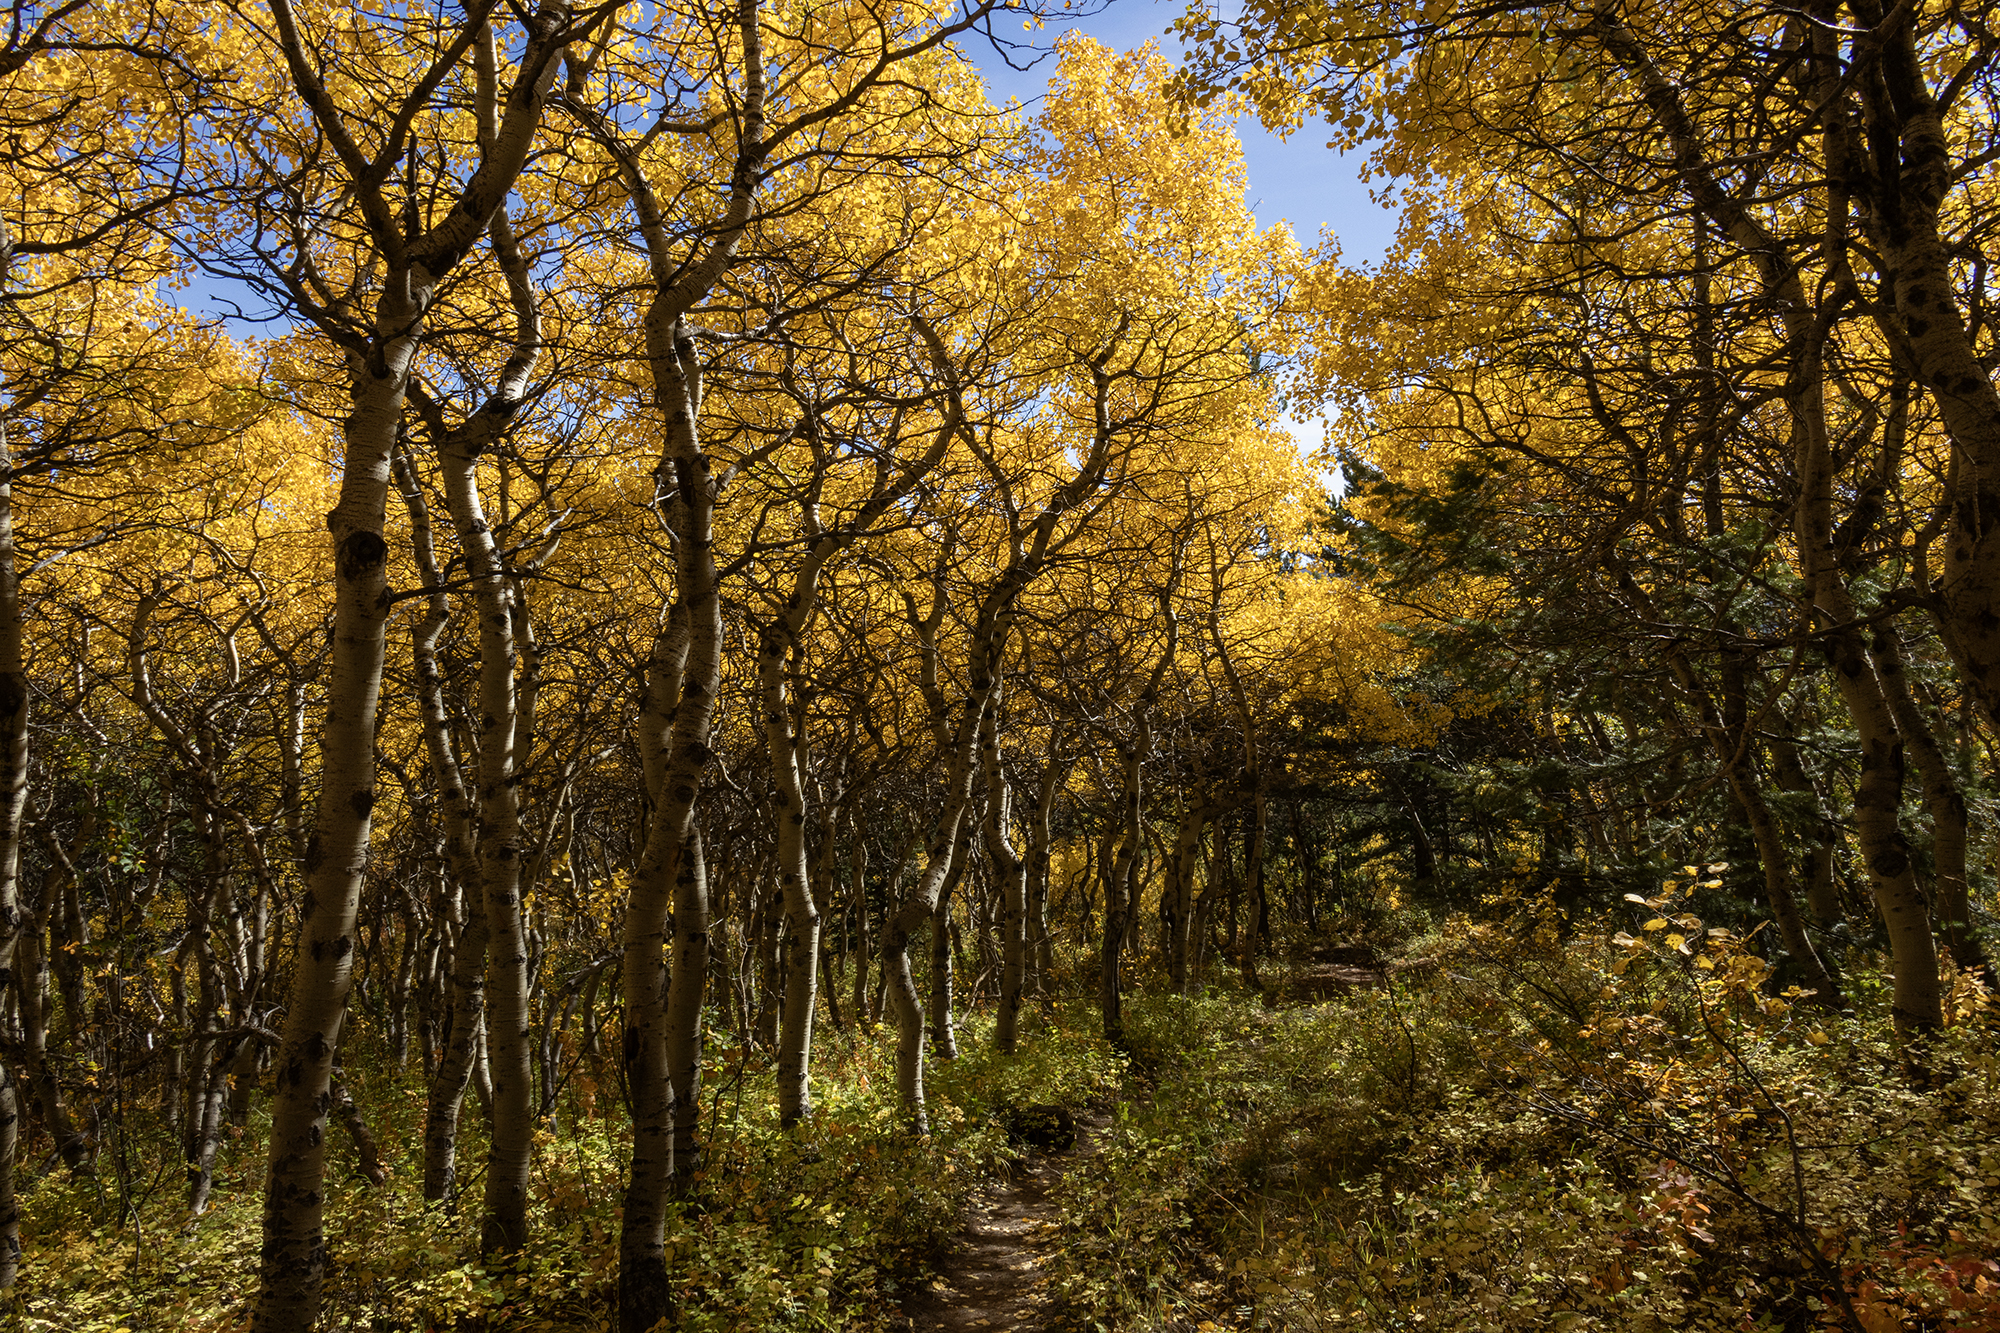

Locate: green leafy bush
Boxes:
[1045,906,2000,1333]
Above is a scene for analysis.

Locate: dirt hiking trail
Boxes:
[900,1108,1110,1332]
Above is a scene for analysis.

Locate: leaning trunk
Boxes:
[762,633,821,1126]
[982,690,1029,1054]
[1871,622,1984,974]
[255,329,415,1332]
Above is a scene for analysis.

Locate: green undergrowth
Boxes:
[1047,907,2000,1333]
[6,1003,1119,1332]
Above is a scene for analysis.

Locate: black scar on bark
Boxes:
[337,529,389,583]
[350,787,374,817]
[1871,847,1912,878]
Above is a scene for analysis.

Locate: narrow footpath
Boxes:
[900,1110,1109,1332]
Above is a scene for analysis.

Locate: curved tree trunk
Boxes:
[1871,622,1984,975]
[764,632,822,1125]
[983,686,1030,1054]
[251,10,570,1324]
[0,345,31,1287]
[928,829,971,1063]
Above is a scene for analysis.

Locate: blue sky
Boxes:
[966,0,1393,471]
[176,0,1380,470]
[968,0,1399,267]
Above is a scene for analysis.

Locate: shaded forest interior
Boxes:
[1,0,1998,1330]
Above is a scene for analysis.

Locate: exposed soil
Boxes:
[899,1109,1109,1333]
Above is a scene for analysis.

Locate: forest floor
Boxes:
[899,1105,1112,1333]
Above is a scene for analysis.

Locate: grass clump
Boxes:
[1046,909,2000,1332]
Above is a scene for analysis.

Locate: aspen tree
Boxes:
[399,22,561,1247]
[0,0,214,1277]
[980,680,1029,1051]
[211,1,589,1321]
[754,339,962,1125]
[565,0,1023,1316]
[1186,0,1978,1033]
[391,447,490,1203]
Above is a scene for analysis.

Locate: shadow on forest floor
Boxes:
[899,1104,1113,1332]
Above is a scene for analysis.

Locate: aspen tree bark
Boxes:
[1101,586,1180,1042]
[666,825,711,1179]
[1799,405,1940,1035]
[763,631,822,1123]
[1024,753,1064,997]
[0,1065,15,1288]
[1165,796,1220,994]
[928,828,972,1061]
[0,290,28,1289]
[251,5,573,1324]
[754,881,783,1051]
[1208,593,1267,986]
[982,688,1029,1052]
[1194,816,1230,975]
[1596,16,1941,1035]
[618,576,706,1333]
[1613,574,1843,1006]
[1812,0,2000,732]
[760,398,957,1122]
[1098,729,1146,1050]
[884,353,1130,1127]
[886,659,1002,1128]
[1870,623,1984,973]
[440,421,535,1259]
[420,71,549,1245]
[13,918,84,1172]
[393,450,490,1203]
[602,119,749,1333]
[1241,792,1270,989]
[190,1034,254,1218]
[849,833,871,1028]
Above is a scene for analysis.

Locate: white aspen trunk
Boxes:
[666,827,710,1182]
[1023,745,1064,999]
[1797,390,1941,1037]
[251,0,571,1310]
[1099,725,1146,1050]
[0,1066,15,1289]
[1871,624,1984,974]
[982,686,1029,1053]
[617,589,694,1333]
[1596,8,1941,1039]
[396,452,491,1202]
[439,404,534,1259]
[255,329,415,1331]
[763,631,821,1124]
[0,317,29,1289]
[571,2,764,1313]
[849,833,871,1028]
[1165,797,1218,995]
[928,827,972,1062]
[13,919,85,1171]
